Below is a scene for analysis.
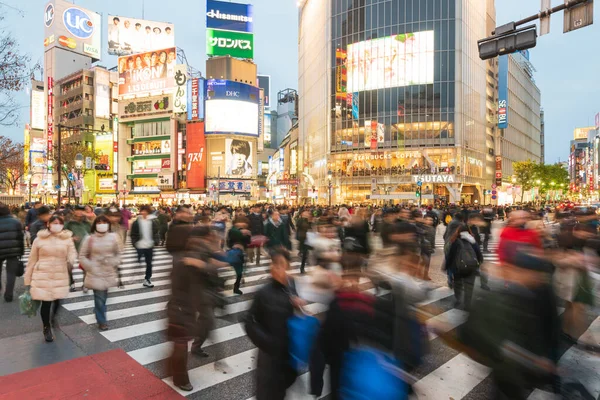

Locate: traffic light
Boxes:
[416,187,421,198]
[478,23,537,60]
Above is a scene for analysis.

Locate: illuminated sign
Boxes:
[107,15,174,56]
[47,76,54,155]
[205,80,259,136]
[118,47,177,96]
[347,31,434,92]
[226,138,253,177]
[412,175,456,183]
[118,95,172,121]
[498,55,509,129]
[173,65,187,114]
[206,0,253,33]
[186,122,206,189]
[206,29,254,59]
[31,90,45,130]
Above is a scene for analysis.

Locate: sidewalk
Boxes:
[0,348,184,400]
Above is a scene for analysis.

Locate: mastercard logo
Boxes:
[58,35,76,49]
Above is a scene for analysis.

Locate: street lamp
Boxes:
[327,171,332,207]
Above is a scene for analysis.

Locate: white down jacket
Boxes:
[79,232,122,291]
[24,229,77,301]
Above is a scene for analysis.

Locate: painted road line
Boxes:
[63,289,173,311]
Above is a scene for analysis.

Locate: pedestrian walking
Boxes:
[65,205,92,292]
[265,211,291,252]
[296,209,313,273]
[0,204,24,302]
[130,205,159,288]
[247,205,266,265]
[445,224,483,310]
[78,215,122,331]
[29,206,51,244]
[24,215,77,342]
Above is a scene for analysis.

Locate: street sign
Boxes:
[492,195,497,200]
[417,181,422,187]
[492,190,497,195]
[564,0,594,33]
[68,173,74,181]
[54,184,60,189]
[85,157,92,169]
[491,184,497,189]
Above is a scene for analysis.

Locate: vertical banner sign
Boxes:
[47,76,54,155]
[198,78,205,119]
[258,88,264,152]
[186,122,206,189]
[352,92,359,120]
[113,117,119,175]
[595,113,599,130]
[189,78,199,120]
[335,49,347,101]
[495,155,502,186]
[371,120,378,150]
[498,55,509,129]
[173,65,187,114]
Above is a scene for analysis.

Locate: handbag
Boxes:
[248,235,267,249]
[19,288,40,318]
[16,258,25,277]
[288,308,320,371]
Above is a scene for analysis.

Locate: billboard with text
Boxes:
[186,122,206,189]
[118,47,177,96]
[206,0,253,33]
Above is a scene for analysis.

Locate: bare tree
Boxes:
[0,136,23,163]
[49,141,100,183]
[0,140,24,193]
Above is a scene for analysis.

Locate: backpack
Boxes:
[455,239,480,276]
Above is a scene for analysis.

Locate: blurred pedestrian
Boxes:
[65,205,92,292]
[445,225,482,310]
[0,204,24,302]
[265,211,291,252]
[130,205,159,288]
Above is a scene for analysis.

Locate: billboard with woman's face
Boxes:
[118,47,177,96]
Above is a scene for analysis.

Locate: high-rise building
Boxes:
[298,0,497,205]
[275,89,298,148]
[496,51,542,179]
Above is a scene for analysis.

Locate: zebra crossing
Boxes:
[20,232,599,400]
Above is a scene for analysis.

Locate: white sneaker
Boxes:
[143,279,154,288]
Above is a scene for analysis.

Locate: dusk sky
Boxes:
[1,0,598,163]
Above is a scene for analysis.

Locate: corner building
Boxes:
[299,0,497,204]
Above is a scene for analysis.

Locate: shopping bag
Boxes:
[340,347,408,400]
[19,289,40,318]
[288,311,320,371]
[248,235,268,249]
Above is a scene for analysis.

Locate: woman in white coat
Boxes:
[78,215,123,331]
[24,215,77,342]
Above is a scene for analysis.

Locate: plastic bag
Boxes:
[19,289,40,318]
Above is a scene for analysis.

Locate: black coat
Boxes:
[243,279,297,400]
[29,218,46,244]
[344,221,371,254]
[0,215,24,259]
[130,217,159,247]
[248,212,265,236]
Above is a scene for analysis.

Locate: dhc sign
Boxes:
[63,7,94,39]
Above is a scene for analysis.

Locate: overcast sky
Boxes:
[1,0,598,164]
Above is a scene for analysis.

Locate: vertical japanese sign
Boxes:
[188,78,199,120]
[335,49,347,101]
[173,65,187,114]
[258,88,264,152]
[47,76,54,155]
[113,117,119,174]
[206,29,254,59]
[186,122,206,189]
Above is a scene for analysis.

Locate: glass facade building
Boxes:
[299,0,497,204]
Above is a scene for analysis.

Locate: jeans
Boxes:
[40,300,60,327]
[0,257,18,300]
[136,248,154,280]
[94,290,108,325]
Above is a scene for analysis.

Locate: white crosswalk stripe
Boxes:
[27,223,597,400]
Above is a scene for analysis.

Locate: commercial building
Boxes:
[274,89,298,148]
[569,127,597,200]
[24,79,46,201]
[496,51,542,180]
[298,0,498,205]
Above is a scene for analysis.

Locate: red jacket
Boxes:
[497,226,542,264]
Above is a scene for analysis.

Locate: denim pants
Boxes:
[136,248,154,280]
[94,290,108,325]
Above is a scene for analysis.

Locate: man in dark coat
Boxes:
[29,206,51,244]
[247,205,265,265]
[296,209,313,273]
[243,248,298,400]
[265,211,291,251]
[0,204,24,302]
[166,205,195,266]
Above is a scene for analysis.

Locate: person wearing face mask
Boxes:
[78,215,123,330]
[24,215,77,342]
[65,205,92,292]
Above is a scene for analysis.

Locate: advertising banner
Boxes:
[94,68,111,119]
[498,55,509,129]
[371,120,378,150]
[119,95,172,121]
[47,76,54,155]
[335,49,347,101]
[118,47,177,96]
[173,65,187,114]
[187,78,205,120]
[205,79,259,136]
[186,122,206,189]
[206,0,253,33]
[31,89,45,130]
[30,151,46,168]
[44,0,102,61]
[596,113,600,130]
[211,180,252,193]
[258,88,264,152]
[225,138,253,177]
[347,31,434,92]
[257,75,270,108]
[352,92,359,120]
[108,15,174,56]
[574,127,595,140]
[364,121,371,147]
[206,28,254,59]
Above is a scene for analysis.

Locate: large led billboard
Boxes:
[118,47,177,96]
[31,89,45,130]
[205,79,259,136]
[44,0,102,61]
[206,29,254,59]
[108,15,174,56]
[206,0,253,33]
[346,31,434,92]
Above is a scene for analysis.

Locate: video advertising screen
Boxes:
[205,100,259,136]
[346,31,434,92]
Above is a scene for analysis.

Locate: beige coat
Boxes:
[24,229,77,301]
[79,232,122,291]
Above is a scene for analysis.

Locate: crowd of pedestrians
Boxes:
[0,200,598,398]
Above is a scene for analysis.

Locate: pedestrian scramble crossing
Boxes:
[20,234,599,400]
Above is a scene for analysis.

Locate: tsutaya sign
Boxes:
[412,175,456,183]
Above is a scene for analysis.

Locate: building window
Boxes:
[132,120,171,138]
[86,77,94,86]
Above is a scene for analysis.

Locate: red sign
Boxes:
[161,158,171,169]
[47,76,54,154]
[191,79,199,120]
[186,122,206,189]
[370,120,378,150]
[495,172,502,179]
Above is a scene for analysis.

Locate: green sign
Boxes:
[207,28,254,59]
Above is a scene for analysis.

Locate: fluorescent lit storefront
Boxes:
[298,0,497,205]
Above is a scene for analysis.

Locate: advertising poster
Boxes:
[118,47,177,96]
[31,90,45,130]
[205,79,259,136]
[206,28,254,59]
[186,122,206,189]
[173,65,187,114]
[44,0,102,61]
[346,31,434,92]
[258,88,264,152]
[335,49,347,101]
[225,138,253,177]
[498,55,509,129]
[108,15,174,56]
[206,0,253,33]
[352,92,359,120]
[377,122,385,143]
[364,120,371,147]
[371,120,378,150]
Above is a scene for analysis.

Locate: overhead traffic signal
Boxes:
[478,23,537,60]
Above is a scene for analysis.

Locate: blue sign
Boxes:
[63,7,96,39]
[417,181,422,187]
[68,173,74,181]
[206,79,259,103]
[497,55,509,129]
[55,184,61,190]
[206,0,254,33]
[44,3,54,28]
[352,92,359,120]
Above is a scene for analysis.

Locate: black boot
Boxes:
[43,325,54,342]
[233,281,243,295]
